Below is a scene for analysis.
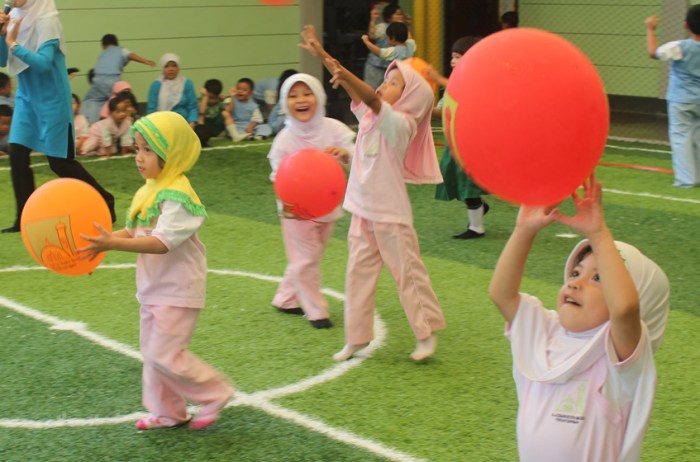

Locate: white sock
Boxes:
[467,205,485,233]
[226,123,250,142]
[333,343,368,361]
[411,333,437,361]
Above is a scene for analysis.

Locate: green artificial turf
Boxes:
[0,137,698,461]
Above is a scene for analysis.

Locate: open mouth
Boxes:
[564,297,581,307]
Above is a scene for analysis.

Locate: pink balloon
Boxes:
[274,149,347,219]
[443,28,609,205]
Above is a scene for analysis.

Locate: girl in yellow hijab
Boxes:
[82,111,234,431]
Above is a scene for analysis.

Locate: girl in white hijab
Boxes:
[0,0,115,232]
[267,73,355,329]
[146,53,198,126]
[490,174,670,462]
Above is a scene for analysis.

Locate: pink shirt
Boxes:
[74,114,89,138]
[86,117,134,151]
[507,294,656,462]
[343,100,415,225]
[127,201,207,308]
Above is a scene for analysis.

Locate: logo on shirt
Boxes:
[551,382,587,424]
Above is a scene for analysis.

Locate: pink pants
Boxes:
[344,215,446,345]
[140,304,233,422]
[271,217,335,321]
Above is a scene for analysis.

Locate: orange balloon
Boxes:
[20,178,112,276]
[274,149,347,219]
[404,57,438,93]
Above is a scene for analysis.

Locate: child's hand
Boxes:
[361,34,370,44]
[78,223,112,261]
[327,58,349,89]
[325,146,350,164]
[552,174,606,239]
[299,25,322,57]
[426,65,441,83]
[229,87,236,98]
[645,16,658,30]
[515,205,557,235]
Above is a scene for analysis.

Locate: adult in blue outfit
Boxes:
[0,0,115,233]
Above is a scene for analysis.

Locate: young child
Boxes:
[0,104,12,155]
[300,25,446,362]
[81,34,155,124]
[78,93,134,157]
[222,77,272,141]
[500,11,519,30]
[489,174,670,461]
[195,78,227,147]
[72,94,89,154]
[99,80,134,120]
[364,4,410,89]
[80,111,235,431]
[268,73,355,329]
[362,22,416,64]
[147,53,199,126]
[645,6,700,188]
[429,36,490,239]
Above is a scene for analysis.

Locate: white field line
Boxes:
[0,265,413,462]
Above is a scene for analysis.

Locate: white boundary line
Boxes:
[0,264,422,462]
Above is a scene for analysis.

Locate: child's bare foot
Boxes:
[410,333,437,361]
[135,415,190,430]
[333,343,369,361]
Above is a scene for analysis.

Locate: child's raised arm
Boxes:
[299,25,381,113]
[645,16,659,59]
[553,175,641,360]
[489,206,556,323]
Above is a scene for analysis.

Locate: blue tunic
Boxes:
[146,78,199,124]
[0,39,73,158]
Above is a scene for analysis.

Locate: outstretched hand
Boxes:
[551,173,606,238]
[78,222,112,261]
[299,25,322,57]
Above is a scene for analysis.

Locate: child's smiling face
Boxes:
[557,252,610,332]
[377,68,405,106]
[286,81,317,123]
[236,82,253,102]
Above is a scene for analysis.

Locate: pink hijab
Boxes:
[99,81,132,118]
[384,60,442,184]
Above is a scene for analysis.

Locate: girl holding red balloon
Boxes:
[268,73,355,329]
[80,112,234,431]
[300,25,446,362]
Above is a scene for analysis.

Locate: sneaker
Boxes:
[252,134,266,141]
[273,305,305,315]
[452,229,484,240]
[135,415,190,430]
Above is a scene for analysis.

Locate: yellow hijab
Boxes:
[127,111,206,227]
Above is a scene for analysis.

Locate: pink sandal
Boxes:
[189,389,234,430]
[135,416,190,430]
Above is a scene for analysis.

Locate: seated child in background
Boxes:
[489,175,670,462]
[222,77,272,141]
[268,69,298,136]
[362,22,415,63]
[0,104,12,155]
[0,72,14,108]
[253,75,279,121]
[79,93,134,157]
[195,79,227,147]
[99,81,135,120]
[72,94,89,154]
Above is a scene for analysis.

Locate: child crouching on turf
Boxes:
[489,174,670,461]
[80,111,234,431]
[268,73,355,329]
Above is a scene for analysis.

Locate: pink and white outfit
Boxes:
[79,116,133,156]
[342,60,446,345]
[508,240,670,462]
[268,73,355,321]
[130,202,232,424]
[73,113,89,139]
[99,80,131,119]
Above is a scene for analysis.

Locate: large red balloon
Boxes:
[443,28,609,205]
[20,178,112,276]
[274,149,347,219]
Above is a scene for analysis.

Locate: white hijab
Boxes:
[156,53,185,111]
[279,73,326,145]
[8,0,66,75]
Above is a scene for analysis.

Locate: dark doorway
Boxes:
[442,0,501,76]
